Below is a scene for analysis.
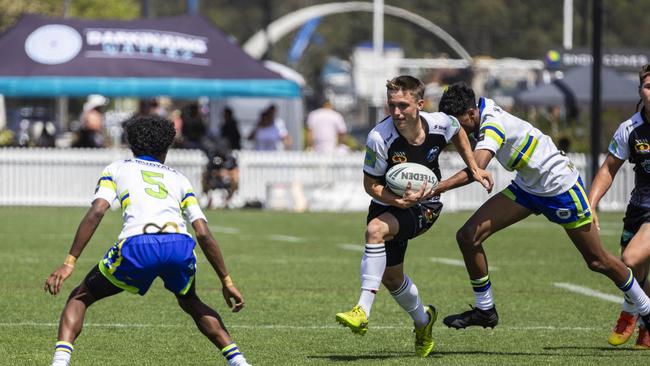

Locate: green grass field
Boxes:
[1,207,648,365]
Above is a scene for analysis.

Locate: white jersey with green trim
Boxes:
[93,157,206,240]
[475,98,578,196]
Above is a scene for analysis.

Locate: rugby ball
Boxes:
[385,162,438,196]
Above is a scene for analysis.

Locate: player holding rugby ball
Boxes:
[335,75,492,357]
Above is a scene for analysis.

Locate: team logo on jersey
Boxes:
[364,146,377,168]
[426,147,440,162]
[391,151,408,163]
[567,161,575,171]
[634,139,650,154]
[555,208,572,220]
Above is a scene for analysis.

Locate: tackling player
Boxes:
[436,83,650,335]
[588,63,650,349]
[44,116,251,366]
[335,75,492,357]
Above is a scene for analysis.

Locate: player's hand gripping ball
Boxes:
[385,162,438,196]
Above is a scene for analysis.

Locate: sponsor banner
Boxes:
[545,48,650,72]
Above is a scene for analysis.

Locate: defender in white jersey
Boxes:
[589,64,650,349]
[44,116,251,366]
[436,83,650,333]
[335,76,492,357]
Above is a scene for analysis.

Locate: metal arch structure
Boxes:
[243,2,472,63]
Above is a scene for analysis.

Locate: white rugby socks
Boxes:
[358,243,386,317]
[471,274,494,310]
[619,269,650,316]
[390,274,429,328]
[51,341,73,366]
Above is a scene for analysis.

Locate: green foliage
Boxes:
[2,207,646,365]
[0,0,141,31]
[1,1,647,61]
[66,0,141,20]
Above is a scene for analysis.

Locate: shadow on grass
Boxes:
[544,346,644,352]
[435,351,559,357]
[308,350,560,361]
[307,353,412,361]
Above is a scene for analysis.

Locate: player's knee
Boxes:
[366,219,389,242]
[177,296,200,315]
[67,285,97,307]
[456,224,477,247]
[382,273,403,291]
[621,251,645,271]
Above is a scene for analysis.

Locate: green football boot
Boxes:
[336,305,369,336]
[414,304,437,357]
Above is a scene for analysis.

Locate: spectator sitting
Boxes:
[202,140,240,208]
[306,100,349,154]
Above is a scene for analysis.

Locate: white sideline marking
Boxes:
[339,244,363,252]
[430,257,498,271]
[208,226,241,234]
[268,234,305,243]
[0,322,601,331]
[553,282,620,303]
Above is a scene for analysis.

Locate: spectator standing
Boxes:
[74,95,108,148]
[248,106,291,151]
[306,100,349,154]
[220,106,241,150]
[181,103,206,150]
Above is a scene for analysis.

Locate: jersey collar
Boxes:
[136,155,160,163]
[478,97,486,120]
[642,106,650,125]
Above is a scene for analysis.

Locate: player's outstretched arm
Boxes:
[451,129,494,191]
[192,219,245,312]
[44,198,110,295]
[435,149,495,196]
[588,153,624,230]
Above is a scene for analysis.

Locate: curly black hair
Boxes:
[438,82,476,117]
[125,115,176,158]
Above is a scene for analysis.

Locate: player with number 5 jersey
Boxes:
[44,116,252,366]
[96,154,203,241]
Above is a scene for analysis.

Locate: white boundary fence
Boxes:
[0,148,206,206]
[0,148,635,211]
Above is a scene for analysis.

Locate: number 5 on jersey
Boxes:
[141,170,168,199]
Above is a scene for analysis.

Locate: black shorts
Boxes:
[621,204,650,246]
[366,200,443,266]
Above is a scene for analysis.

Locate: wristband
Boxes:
[64,254,77,268]
[221,275,234,287]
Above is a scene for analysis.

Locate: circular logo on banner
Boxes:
[25,24,82,65]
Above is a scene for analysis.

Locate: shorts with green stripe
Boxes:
[501,177,592,229]
[99,233,196,296]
